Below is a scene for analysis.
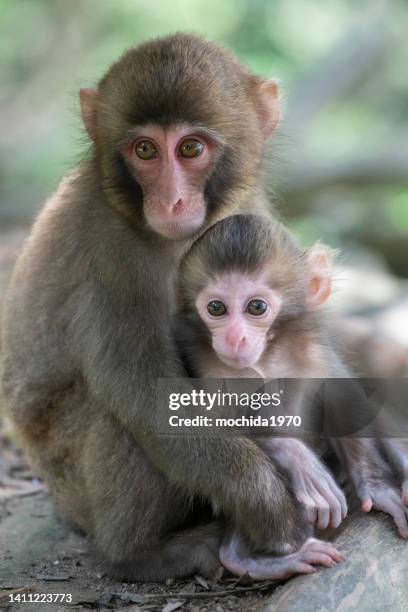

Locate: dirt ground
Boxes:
[0,478,277,612]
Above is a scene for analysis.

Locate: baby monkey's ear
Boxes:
[255,79,281,137]
[305,243,336,309]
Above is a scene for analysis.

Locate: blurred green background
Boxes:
[1,0,408,276]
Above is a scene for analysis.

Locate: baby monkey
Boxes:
[176,214,348,579]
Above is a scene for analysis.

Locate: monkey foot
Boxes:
[220,536,344,581]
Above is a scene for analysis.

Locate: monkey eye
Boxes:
[178,139,204,158]
[135,140,158,160]
[246,299,268,316]
[207,300,227,317]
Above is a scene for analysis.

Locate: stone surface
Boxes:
[264,512,408,612]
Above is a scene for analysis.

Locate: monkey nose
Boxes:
[227,334,246,352]
[169,199,183,215]
[158,198,183,215]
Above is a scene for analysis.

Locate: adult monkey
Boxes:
[1,33,407,582]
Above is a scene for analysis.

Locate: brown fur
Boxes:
[1,34,309,581]
[175,214,350,577]
[176,214,408,546]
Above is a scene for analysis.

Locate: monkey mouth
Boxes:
[218,353,257,370]
[149,218,204,240]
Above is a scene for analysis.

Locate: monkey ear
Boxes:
[306,244,335,309]
[256,80,281,137]
[79,88,99,141]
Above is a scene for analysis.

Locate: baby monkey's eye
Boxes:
[246,299,267,316]
[207,300,227,316]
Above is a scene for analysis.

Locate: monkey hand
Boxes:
[220,534,345,581]
[380,439,408,508]
[289,454,347,530]
[333,438,408,538]
[358,479,408,539]
[293,461,348,530]
[259,438,347,530]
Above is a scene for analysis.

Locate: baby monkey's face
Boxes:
[195,271,282,369]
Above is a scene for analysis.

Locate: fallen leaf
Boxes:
[162,599,186,612]
[194,575,210,590]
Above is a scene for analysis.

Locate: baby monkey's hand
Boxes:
[258,437,348,530]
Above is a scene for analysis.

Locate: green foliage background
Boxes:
[1,0,407,275]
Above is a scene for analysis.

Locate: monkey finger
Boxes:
[356,480,373,510]
[305,505,318,526]
[244,557,317,581]
[322,547,345,563]
[247,561,316,581]
[340,494,348,519]
[301,539,345,562]
[301,552,337,568]
[316,498,331,530]
[390,509,408,539]
[329,501,343,530]
[329,483,348,519]
[297,494,318,526]
[374,497,408,538]
[333,490,348,520]
[361,497,373,513]
[316,486,343,529]
[315,490,341,529]
[402,480,408,507]
[278,562,317,578]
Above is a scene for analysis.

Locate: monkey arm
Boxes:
[74,301,306,549]
[1,188,308,553]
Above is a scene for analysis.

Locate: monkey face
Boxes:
[122,124,222,240]
[195,271,282,369]
[79,34,282,242]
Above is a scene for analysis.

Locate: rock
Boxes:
[263,512,408,612]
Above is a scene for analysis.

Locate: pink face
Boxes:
[123,124,220,239]
[196,272,282,369]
